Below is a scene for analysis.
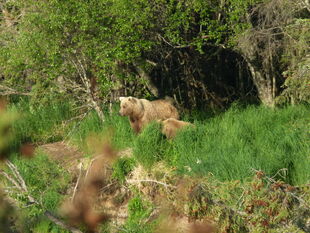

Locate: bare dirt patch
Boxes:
[39,141,84,175]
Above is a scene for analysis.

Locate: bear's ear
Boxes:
[119,97,125,102]
[128,97,137,103]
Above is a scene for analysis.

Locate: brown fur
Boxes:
[119,96,179,133]
[161,118,193,139]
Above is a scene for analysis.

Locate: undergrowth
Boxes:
[8,100,310,185]
[69,111,134,152]
[5,151,70,232]
[11,151,70,213]
[122,195,155,233]
[132,104,310,185]
[10,98,73,145]
[112,157,136,183]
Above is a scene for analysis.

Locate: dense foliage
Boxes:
[1,0,309,110]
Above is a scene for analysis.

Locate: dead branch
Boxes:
[71,163,83,203]
[6,160,28,192]
[157,33,191,49]
[62,111,89,124]
[44,211,83,233]
[251,168,310,209]
[0,84,31,96]
[132,61,159,97]
[199,184,248,217]
[145,59,158,67]
[126,179,176,189]
[62,109,91,142]
[298,0,310,12]
[70,56,105,122]
[0,169,22,191]
[85,158,96,180]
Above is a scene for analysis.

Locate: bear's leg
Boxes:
[130,120,142,134]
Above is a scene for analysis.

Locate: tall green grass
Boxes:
[166,105,309,185]
[8,98,134,154]
[128,105,309,185]
[132,122,167,169]
[69,110,135,151]
[10,99,74,145]
[70,104,308,185]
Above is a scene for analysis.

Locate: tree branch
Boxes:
[6,160,28,192]
[251,168,310,209]
[0,84,31,96]
[70,56,105,122]
[71,163,83,203]
[157,33,191,49]
[0,169,22,191]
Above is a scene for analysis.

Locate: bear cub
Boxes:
[160,118,194,139]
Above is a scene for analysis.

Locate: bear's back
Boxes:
[149,100,179,120]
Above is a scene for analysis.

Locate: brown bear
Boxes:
[119,96,179,133]
[160,118,194,139]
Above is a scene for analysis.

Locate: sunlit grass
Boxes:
[167,105,310,185]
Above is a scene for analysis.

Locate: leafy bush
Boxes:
[279,19,310,105]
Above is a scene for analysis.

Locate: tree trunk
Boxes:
[246,60,276,107]
[132,61,159,97]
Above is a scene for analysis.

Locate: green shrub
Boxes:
[112,157,136,183]
[11,151,70,214]
[122,196,155,233]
